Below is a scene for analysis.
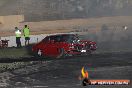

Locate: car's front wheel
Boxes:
[86,50,92,55]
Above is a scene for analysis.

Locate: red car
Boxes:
[32,34,97,58]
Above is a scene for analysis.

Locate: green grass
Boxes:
[0,47,32,58]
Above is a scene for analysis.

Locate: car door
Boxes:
[40,36,51,56]
[44,36,60,57]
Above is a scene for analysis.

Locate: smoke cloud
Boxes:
[81,24,132,52]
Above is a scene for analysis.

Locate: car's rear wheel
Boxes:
[56,48,66,58]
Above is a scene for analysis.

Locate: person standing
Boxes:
[23,25,30,46]
[15,27,22,48]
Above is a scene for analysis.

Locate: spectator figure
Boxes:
[15,27,22,48]
[23,25,30,46]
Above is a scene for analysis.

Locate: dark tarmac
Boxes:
[0,52,132,88]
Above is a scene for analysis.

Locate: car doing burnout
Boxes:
[32,34,97,58]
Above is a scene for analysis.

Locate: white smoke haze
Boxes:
[80,24,132,52]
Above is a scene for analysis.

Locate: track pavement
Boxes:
[0,52,132,88]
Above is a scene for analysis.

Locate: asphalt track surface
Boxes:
[0,52,132,88]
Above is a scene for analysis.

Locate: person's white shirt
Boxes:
[15,30,21,35]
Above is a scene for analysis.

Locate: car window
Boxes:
[48,35,67,42]
[50,36,60,42]
[42,36,50,42]
[43,34,80,43]
[66,34,80,43]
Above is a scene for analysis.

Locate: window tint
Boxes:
[49,35,63,42]
[43,36,50,42]
[43,34,79,43]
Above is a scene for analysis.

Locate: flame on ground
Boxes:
[81,67,89,79]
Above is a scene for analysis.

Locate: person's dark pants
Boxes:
[16,37,21,48]
[25,37,30,46]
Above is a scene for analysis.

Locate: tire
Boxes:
[86,50,92,55]
[56,48,66,58]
